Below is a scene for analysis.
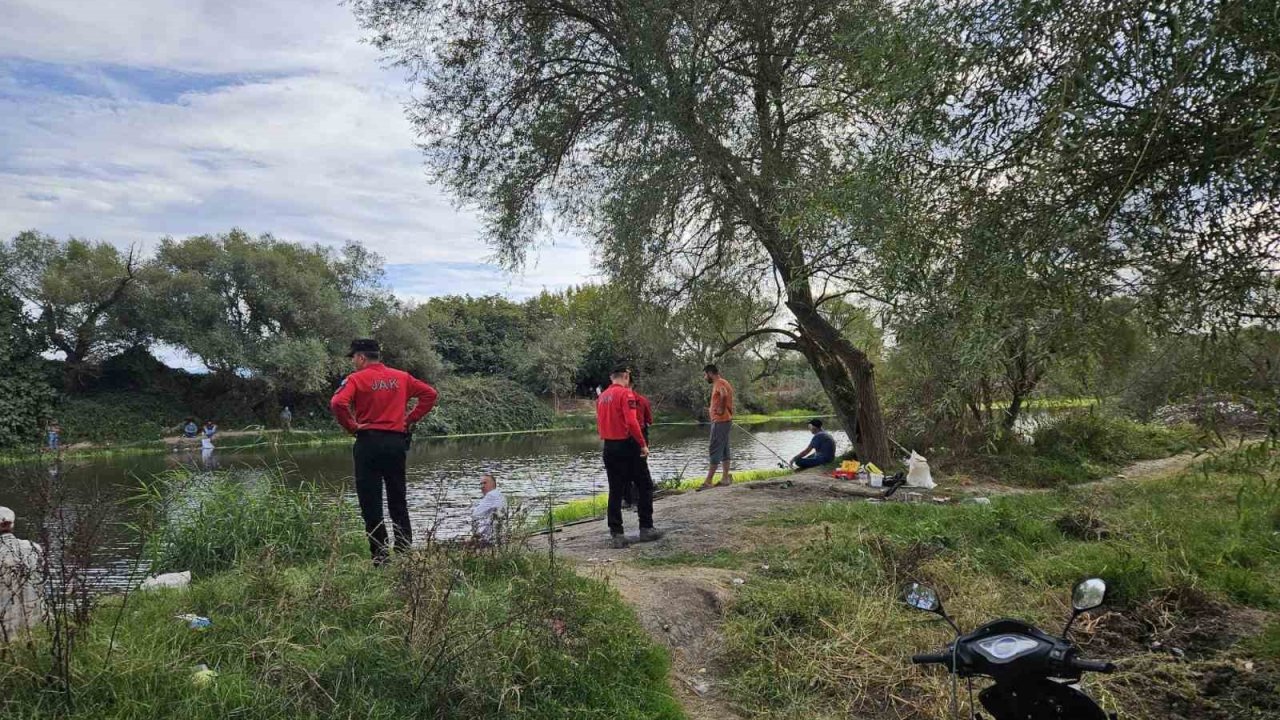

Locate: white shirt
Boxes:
[0,532,44,638]
[470,489,507,542]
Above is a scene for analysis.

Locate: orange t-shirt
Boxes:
[709,377,734,422]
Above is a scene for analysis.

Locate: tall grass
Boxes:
[3,464,683,720]
[141,468,361,575]
[720,441,1280,719]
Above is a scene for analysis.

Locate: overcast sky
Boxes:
[0,0,597,302]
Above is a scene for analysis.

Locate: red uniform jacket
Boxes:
[329,362,438,434]
[596,384,646,447]
[634,392,654,428]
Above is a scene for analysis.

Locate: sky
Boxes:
[0,0,598,302]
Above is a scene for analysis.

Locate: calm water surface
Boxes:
[3,421,847,587]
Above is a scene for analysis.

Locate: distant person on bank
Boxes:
[45,422,60,454]
[596,365,663,548]
[698,364,734,490]
[330,339,439,565]
[791,418,837,469]
[202,420,218,440]
[280,405,293,431]
[470,473,507,545]
[0,506,45,641]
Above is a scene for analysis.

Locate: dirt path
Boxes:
[537,451,1216,719]
[535,471,902,718]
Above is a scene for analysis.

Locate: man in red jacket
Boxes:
[596,365,663,548]
[330,339,438,564]
[622,375,655,509]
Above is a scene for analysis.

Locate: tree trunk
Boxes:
[786,297,892,467]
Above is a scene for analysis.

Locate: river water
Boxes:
[2,421,846,587]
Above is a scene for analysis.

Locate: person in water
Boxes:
[470,473,507,545]
[202,419,218,440]
[791,418,837,469]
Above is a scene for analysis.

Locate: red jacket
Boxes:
[329,362,438,434]
[596,383,646,446]
[634,392,653,428]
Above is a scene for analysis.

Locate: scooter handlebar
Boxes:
[911,653,950,665]
[1069,657,1116,674]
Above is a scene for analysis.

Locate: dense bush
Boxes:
[994,411,1197,487]
[0,293,54,449]
[55,391,191,444]
[419,376,555,436]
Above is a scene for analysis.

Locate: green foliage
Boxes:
[993,412,1197,487]
[412,295,531,376]
[517,315,587,406]
[0,292,54,448]
[145,469,360,575]
[420,377,555,436]
[726,443,1280,718]
[144,231,385,392]
[56,391,191,444]
[0,230,142,387]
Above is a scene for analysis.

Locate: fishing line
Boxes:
[731,422,791,469]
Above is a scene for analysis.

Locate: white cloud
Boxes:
[0,0,374,75]
[0,0,596,297]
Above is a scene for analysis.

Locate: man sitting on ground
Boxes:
[470,474,507,545]
[1,506,45,641]
[791,418,837,469]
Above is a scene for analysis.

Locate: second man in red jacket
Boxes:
[596,365,663,548]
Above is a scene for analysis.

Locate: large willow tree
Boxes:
[352,0,923,463]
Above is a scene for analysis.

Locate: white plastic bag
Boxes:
[141,571,191,590]
[906,451,935,489]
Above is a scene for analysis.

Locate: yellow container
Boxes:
[842,460,861,473]
[865,462,882,476]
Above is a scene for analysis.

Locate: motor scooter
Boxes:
[903,577,1117,719]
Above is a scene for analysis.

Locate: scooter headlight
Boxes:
[975,634,1041,661]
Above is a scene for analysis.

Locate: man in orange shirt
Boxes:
[698,363,735,490]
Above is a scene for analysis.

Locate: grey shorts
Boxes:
[708,421,732,464]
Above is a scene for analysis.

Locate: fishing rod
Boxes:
[732,422,790,469]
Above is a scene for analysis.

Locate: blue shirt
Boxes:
[182,423,198,438]
[807,431,836,462]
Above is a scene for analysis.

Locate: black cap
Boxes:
[809,418,823,428]
[346,338,380,357]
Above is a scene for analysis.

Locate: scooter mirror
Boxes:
[1072,578,1107,611]
[902,582,942,613]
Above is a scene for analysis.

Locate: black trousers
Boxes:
[603,439,654,535]
[622,427,652,506]
[353,430,412,558]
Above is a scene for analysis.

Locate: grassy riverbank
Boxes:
[707,441,1280,718]
[542,468,795,526]
[1,472,682,720]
